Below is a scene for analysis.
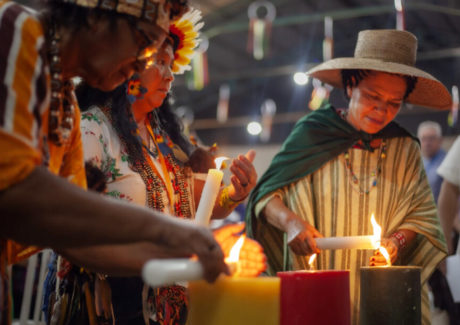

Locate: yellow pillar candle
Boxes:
[188,277,280,325]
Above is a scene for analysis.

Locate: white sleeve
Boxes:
[437,136,460,186]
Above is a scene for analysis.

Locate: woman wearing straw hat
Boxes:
[246,29,450,324]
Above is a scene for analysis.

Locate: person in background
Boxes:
[436,136,460,324]
[438,136,460,255]
[418,121,446,202]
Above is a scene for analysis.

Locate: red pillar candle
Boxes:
[278,270,351,325]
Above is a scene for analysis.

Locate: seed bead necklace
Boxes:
[344,140,387,195]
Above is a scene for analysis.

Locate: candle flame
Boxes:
[215,157,229,170]
[394,0,403,12]
[379,246,392,267]
[224,235,245,277]
[226,235,245,263]
[308,254,317,270]
[371,214,381,249]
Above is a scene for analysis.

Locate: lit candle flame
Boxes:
[224,235,245,276]
[308,253,317,270]
[215,157,229,170]
[394,0,403,12]
[378,246,392,267]
[371,214,381,249]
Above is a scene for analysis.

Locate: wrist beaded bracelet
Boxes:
[219,186,246,210]
[390,231,407,250]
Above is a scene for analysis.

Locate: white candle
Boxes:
[195,157,228,226]
[315,236,379,250]
[142,258,237,287]
[142,259,203,287]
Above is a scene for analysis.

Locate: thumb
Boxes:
[245,149,256,163]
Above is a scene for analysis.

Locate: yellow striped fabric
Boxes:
[255,136,447,325]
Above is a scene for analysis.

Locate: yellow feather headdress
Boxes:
[169,8,204,75]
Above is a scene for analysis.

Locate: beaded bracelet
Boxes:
[390,231,407,250]
[219,186,246,210]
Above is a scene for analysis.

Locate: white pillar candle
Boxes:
[315,236,379,250]
[195,157,228,226]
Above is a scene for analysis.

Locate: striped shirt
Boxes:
[0,2,86,323]
[255,136,447,325]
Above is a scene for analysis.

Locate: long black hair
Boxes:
[76,81,194,167]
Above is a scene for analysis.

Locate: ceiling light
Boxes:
[247,121,262,135]
[293,72,309,85]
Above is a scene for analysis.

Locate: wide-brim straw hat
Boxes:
[307,29,452,110]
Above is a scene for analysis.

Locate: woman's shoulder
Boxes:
[80,106,117,143]
[81,106,108,125]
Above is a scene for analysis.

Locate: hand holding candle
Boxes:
[195,157,229,226]
[314,214,381,251]
[142,223,267,286]
[214,223,267,277]
[370,237,398,266]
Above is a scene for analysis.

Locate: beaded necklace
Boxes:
[108,107,191,218]
[46,20,74,146]
[338,108,387,195]
[343,140,386,195]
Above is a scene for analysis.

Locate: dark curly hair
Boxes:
[341,69,417,101]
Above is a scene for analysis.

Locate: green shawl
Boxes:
[245,104,416,260]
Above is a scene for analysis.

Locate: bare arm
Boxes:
[60,243,187,277]
[263,196,322,255]
[438,180,460,254]
[0,167,228,282]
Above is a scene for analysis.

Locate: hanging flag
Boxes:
[260,99,276,142]
[217,84,230,123]
[186,36,209,90]
[247,1,276,60]
[323,16,334,62]
[395,0,405,30]
[448,85,459,127]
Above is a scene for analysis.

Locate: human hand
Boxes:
[286,216,322,256]
[213,223,267,277]
[163,219,229,282]
[370,237,398,266]
[228,150,257,201]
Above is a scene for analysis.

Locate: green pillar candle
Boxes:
[360,266,421,325]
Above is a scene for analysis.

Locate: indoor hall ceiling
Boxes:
[173,0,460,145]
[13,0,460,145]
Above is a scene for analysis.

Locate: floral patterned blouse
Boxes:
[81,106,195,325]
[81,106,195,216]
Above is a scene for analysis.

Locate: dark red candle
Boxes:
[278,270,351,325]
